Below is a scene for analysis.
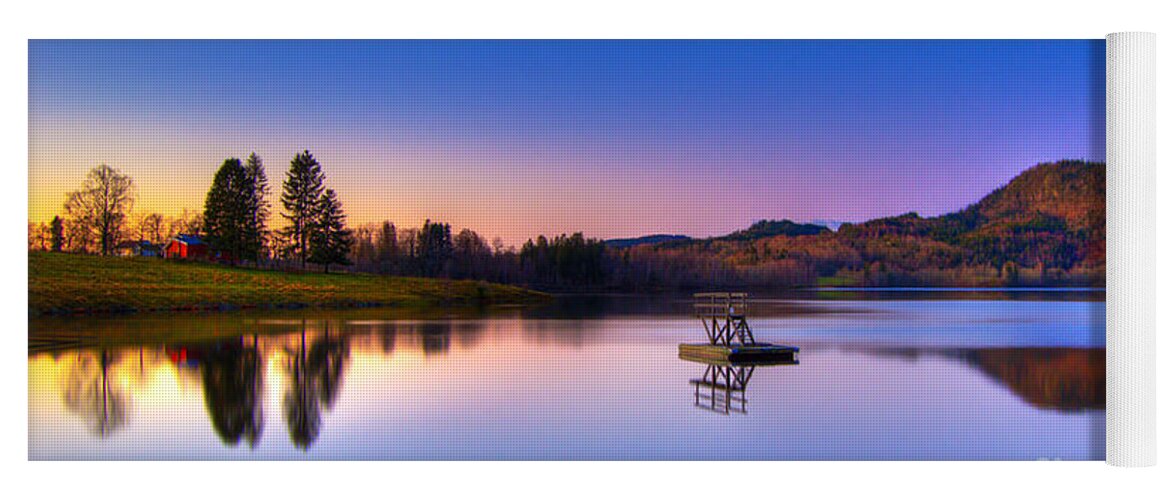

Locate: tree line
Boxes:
[32,150,355,272]
[346,223,609,288]
[33,158,1101,289]
[32,151,615,286]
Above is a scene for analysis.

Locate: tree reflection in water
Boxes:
[961,348,1105,412]
[200,336,265,448]
[859,347,1106,411]
[283,322,350,450]
[379,323,396,354]
[418,323,451,355]
[62,349,128,437]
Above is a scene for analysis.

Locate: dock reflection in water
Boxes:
[680,347,800,415]
[684,360,799,415]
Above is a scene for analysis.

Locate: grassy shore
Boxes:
[28,252,548,316]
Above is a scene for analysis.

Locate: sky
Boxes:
[29,40,1105,247]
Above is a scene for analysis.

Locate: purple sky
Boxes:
[29,40,1104,245]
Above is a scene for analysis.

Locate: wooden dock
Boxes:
[681,292,799,364]
[678,342,799,365]
[680,293,798,414]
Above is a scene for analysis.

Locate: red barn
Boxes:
[165,234,209,260]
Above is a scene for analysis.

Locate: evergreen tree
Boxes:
[243,153,269,264]
[280,151,326,269]
[50,216,64,252]
[417,220,453,277]
[203,158,249,263]
[308,189,353,272]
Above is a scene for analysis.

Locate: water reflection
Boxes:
[36,329,1105,449]
[28,300,1106,459]
[283,323,349,449]
[961,348,1104,411]
[62,350,128,437]
[418,323,451,355]
[855,347,1106,411]
[343,321,486,356]
[681,358,799,415]
[690,364,754,414]
[201,337,265,447]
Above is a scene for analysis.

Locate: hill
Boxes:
[605,234,691,248]
[719,220,830,241]
[604,220,828,249]
[607,161,1105,289]
[29,252,548,316]
[838,160,1106,273]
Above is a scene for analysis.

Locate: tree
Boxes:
[454,228,490,257]
[350,225,378,271]
[308,189,353,272]
[416,220,453,277]
[203,155,268,265]
[243,153,270,264]
[399,228,419,273]
[64,216,93,253]
[203,158,250,263]
[50,216,64,252]
[453,228,491,279]
[376,221,398,272]
[170,208,203,238]
[135,213,165,244]
[29,222,51,251]
[280,151,326,269]
[64,164,135,255]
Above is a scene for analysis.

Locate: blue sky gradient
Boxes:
[29,40,1105,244]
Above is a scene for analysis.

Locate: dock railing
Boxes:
[693,292,755,346]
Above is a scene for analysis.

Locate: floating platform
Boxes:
[678,343,799,365]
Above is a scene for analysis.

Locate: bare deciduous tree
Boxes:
[139,213,166,244]
[64,164,135,255]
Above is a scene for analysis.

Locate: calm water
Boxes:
[28,293,1105,460]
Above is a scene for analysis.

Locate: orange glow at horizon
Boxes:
[28,124,787,247]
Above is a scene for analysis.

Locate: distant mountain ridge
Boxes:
[807,219,845,231]
[838,159,1106,271]
[719,219,830,241]
[606,220,830,248]
[605,234,691,248]
[608,160,1105,288]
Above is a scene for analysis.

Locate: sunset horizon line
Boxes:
[28,154,1102,247]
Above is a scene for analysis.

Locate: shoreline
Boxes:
[28,252,549,317]
[28,252,1104,318]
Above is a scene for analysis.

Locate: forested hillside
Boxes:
[325,160,1106,291]
[608,161,1105,289]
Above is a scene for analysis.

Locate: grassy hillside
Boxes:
[29,252,548,316]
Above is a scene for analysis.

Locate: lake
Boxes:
[28,291,1105,460]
